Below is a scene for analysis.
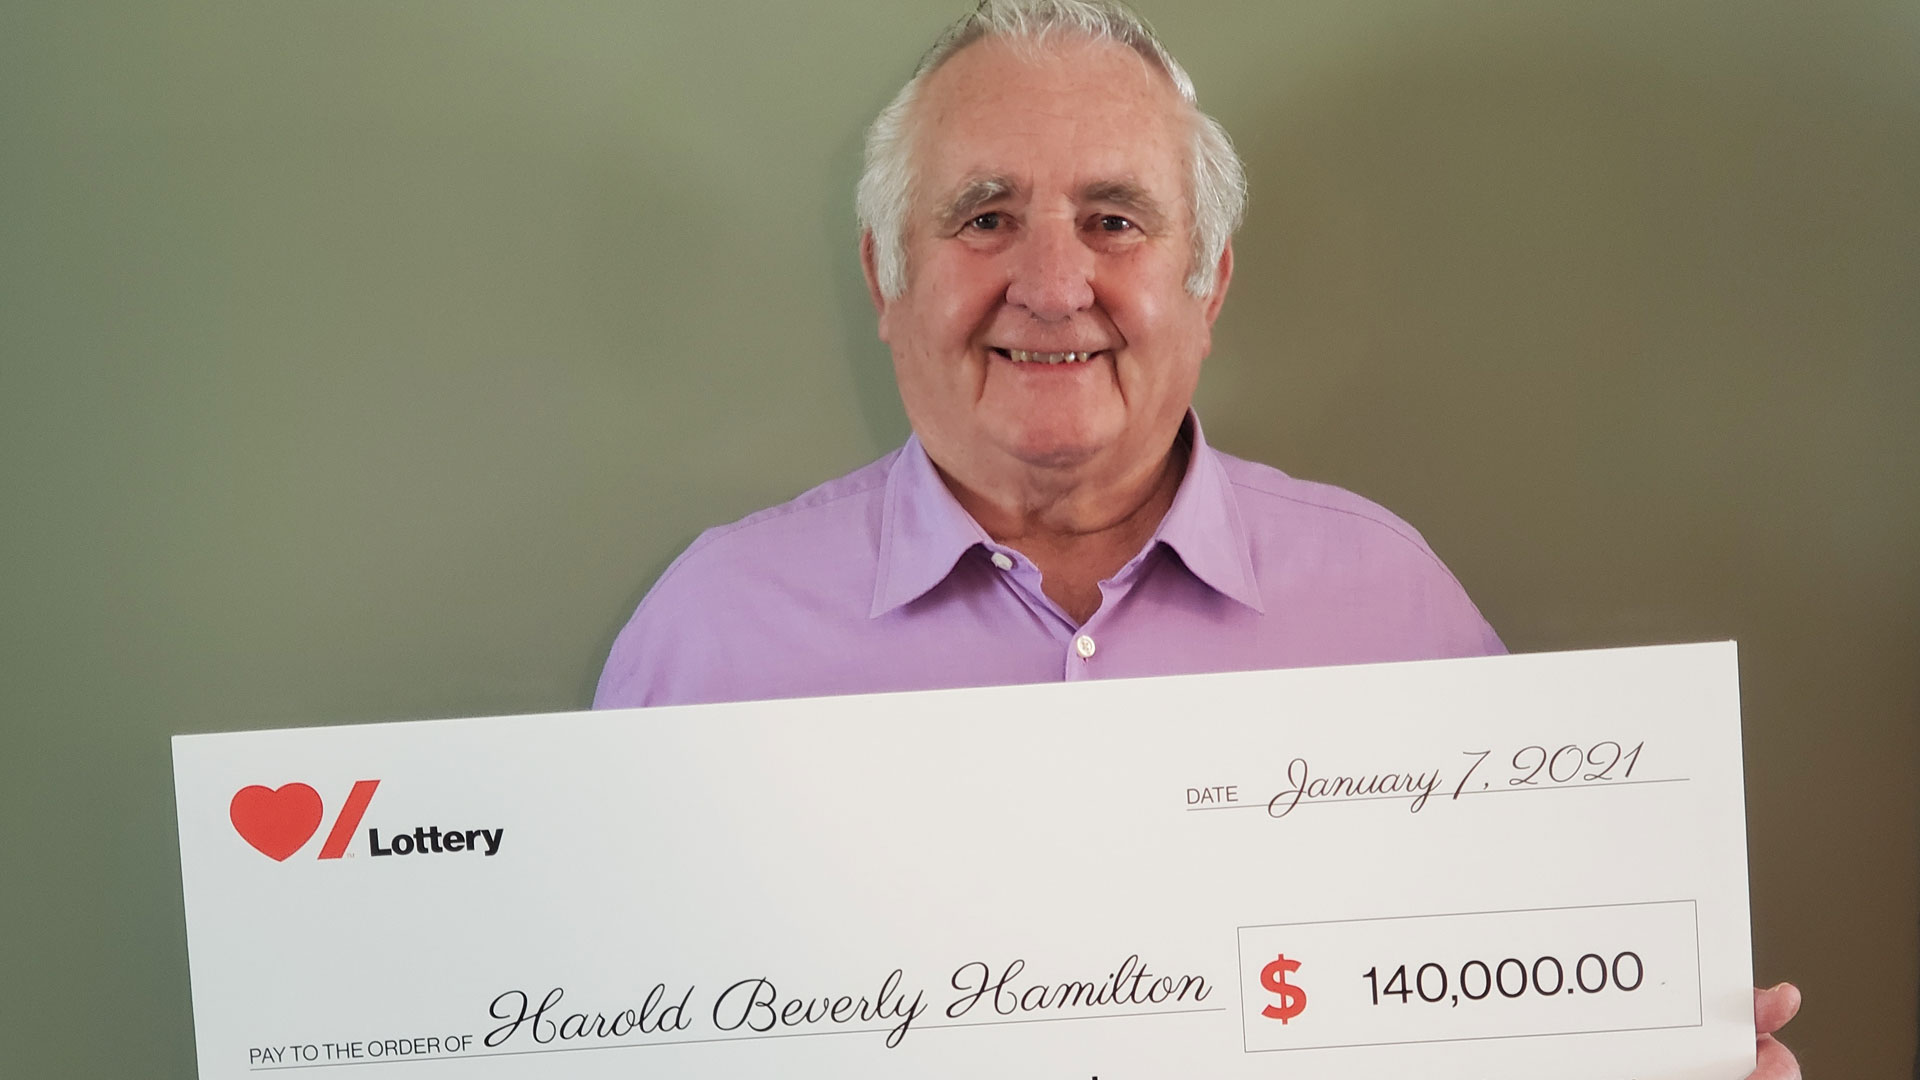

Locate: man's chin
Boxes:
[1009,445,1100,472]
[997,429,1116,475]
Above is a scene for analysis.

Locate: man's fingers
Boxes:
[1751,1033,1801,1079]
[1753,982,1802,1035]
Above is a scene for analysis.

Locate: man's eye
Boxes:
[968,212,1004,231]
[1097,215,1135,232]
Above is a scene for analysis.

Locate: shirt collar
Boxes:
[869,433,994,618]
[1151,412,1265,612]
[869,411,1264,618]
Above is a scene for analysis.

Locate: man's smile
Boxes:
[990,347,1108,365]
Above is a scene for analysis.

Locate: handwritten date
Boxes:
[1264,741,1647,818]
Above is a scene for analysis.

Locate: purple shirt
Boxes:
[594,416,1502,708]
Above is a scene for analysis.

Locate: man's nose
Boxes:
[1004,216,1095,318]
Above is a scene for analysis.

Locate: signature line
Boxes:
[246,1005,1225,1070]
[1185,775,1691,811]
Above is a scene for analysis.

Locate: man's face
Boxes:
[867,35,1231,487]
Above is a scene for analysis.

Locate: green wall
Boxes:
[3,2,1915,1074]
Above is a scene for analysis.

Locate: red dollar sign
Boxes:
[1260,954,1307,1023]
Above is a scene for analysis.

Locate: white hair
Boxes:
[856,0,1248,300]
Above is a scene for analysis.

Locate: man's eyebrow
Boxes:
[934,176,1019,231]
[1081,179,1168,227]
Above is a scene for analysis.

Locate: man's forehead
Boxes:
[910,35,1191,195]
[918,31,1179,111]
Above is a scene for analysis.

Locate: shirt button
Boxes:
[1074,634,1097,660]
[989,551,1014,571]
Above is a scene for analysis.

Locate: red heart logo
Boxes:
[230,783,324,861]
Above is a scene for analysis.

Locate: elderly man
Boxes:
[594,0,1799,1072]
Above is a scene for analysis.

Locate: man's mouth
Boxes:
[991,348,1103,365]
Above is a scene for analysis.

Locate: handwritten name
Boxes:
[712,968,926,1048]
[485,985,693,1048]
[473,955,1210,1052]
[947,954,1210,1020]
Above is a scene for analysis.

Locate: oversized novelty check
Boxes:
[173,642,1756,1079]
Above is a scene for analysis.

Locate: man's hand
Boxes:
[1749,983,1802,1079]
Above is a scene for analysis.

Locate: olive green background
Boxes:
[2,1,1915,1075]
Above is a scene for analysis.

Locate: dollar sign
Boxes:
[1260,953,1307,1023]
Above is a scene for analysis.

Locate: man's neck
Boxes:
[935,431,1191,625]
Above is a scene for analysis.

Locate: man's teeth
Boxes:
[1006,349,1095,364]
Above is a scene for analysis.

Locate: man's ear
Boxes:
[1202,240,1234,324]
[859,231,891,333]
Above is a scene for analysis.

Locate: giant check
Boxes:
[173,643,1756,1078]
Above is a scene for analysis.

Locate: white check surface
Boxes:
[173,643,1756,1078]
